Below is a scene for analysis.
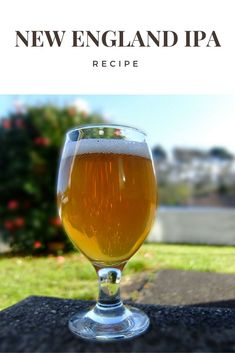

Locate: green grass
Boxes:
[1,243,235,310]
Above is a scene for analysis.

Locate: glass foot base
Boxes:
[69,303,150,341]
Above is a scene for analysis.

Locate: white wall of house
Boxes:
[147,207,235,245]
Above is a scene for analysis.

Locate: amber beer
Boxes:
[58,139,157,266]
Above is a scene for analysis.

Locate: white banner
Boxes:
[0,0,234,94]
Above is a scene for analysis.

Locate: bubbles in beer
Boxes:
[63,139,150,160]
[58,138,157,265]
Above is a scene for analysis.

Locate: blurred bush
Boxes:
[153,145,235,206]
[0,105,104,254]
[158,183,192,206]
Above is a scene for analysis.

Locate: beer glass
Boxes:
[57,124,157,341]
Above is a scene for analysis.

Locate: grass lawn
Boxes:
[1,243,235,310]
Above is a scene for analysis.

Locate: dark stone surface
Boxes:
[123,270,235,307]
[1,295,235,352]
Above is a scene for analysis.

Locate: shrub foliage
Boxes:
[0,105,103,253]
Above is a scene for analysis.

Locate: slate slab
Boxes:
[1,295,235,352]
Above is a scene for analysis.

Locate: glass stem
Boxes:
[97,268,122,307]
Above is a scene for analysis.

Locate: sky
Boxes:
[0,95,234,153]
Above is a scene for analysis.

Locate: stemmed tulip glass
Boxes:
[57,124,157,341]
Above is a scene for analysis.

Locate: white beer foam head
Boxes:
[62,139,150,159]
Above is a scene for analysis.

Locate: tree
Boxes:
[0,105,104,254]
[209,147,234,161]
[152,145,167,162]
